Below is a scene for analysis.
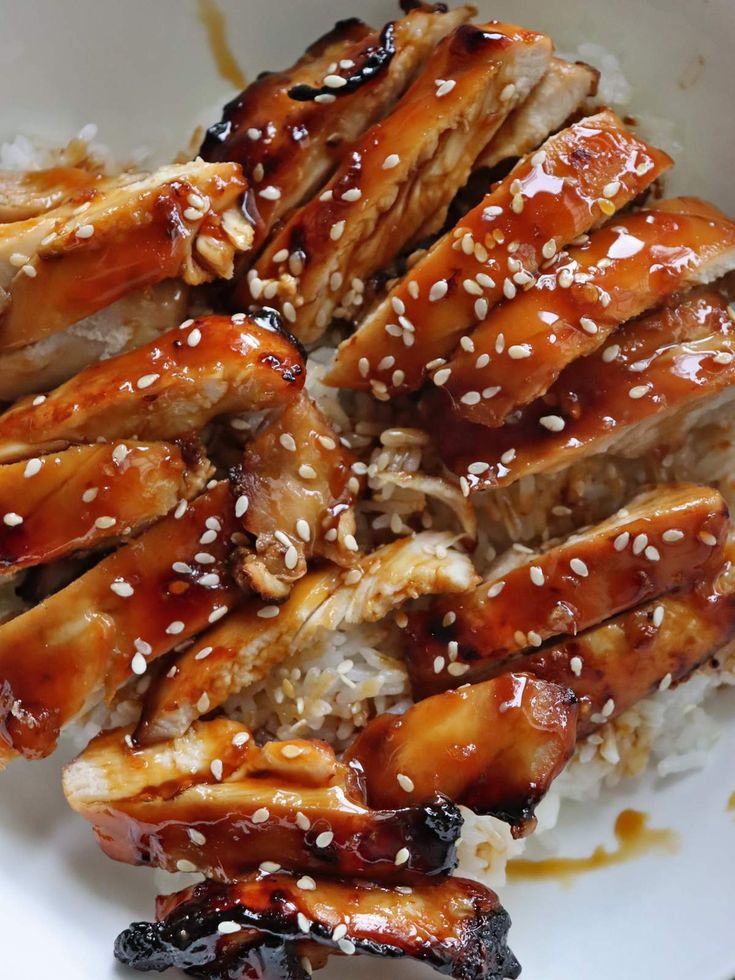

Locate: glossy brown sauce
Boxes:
[197,0,247,90]
[506,809,679,882]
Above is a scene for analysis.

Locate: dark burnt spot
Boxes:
[450,23,512,57]
[288,23,397,102]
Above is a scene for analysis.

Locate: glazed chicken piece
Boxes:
[326,111,670,394]
[0,439,211,575]
[514,556,735,736]
[114,873,520,980]
[405,485,728,697]
[244,22,553,343]
[0,312,305,464]
[64,717,462,882]
[444,197,735,427]
[0,161,252,352]
[346,673,577,836]
[230,392,360,599]
[137,532,478,744]
[0,483,240,765]
[0,280,188,403]
[441,291,735,491]
[201,3,473,246]
[474,58,599,170]
[0,166,103,222]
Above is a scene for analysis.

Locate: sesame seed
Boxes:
[570,656,583,677]
[112,444,130,465]
[166,621,185,635]
[199,573,221,588]
[296,811,311,831]
[397,773,415,792]
[601,698,615,717]
[324,73,347,88]
[315,830,334,848]
[94,516,116,529]
[232,731,250,747]
[658,672,673,691]
[653,604,665,628]
[279,433,297,452]
[500,448,516,465]
[447,662,470,676]
[632,533,648,555]
[487,580,506,598]
[187,828,207,846]
[614,531,630,551]
[183,207,204,221]
[394,847,410,865]
[297,876,316,891]
[217,921,241,935]
[273,248,289,263]
[296,519,311,542]
[297,913,311,934]
[200,529,217,544]
[252,807,270,824]
[645,545,660,561]
[358,356,370,378]
[299,464,317,480]
[195,646,213,661]
[136,373,159,390]
[257,605,281,620]
[500,82,516,101]
[463,278,483,297]
[234,495,249,519]
[541,238,557,260]
[330,220,346,241]
[3,512,23,527]
[580,316,598,335]
[629,384,651,399]
[570,557,589,577]
[176,859,198,873]
[9,252,30,267]
[197,692,210,713]
[131,652,147,675]
[429,280,448,302]
[699,531,718,546]
[433,656,446,673]
[259,185,282,200]
[75,223,95,239]
[82,487,99,503]
[539,414,565,432]
[23,458,42,478]
[433,367,452,386]
[32,395,46,406]
[461,391,481,406]
[338,940,356,956]
[603,180,621,198]
[382,153,400,170]
[21,263,37,277]
[468,461,490,476]
[508,344,531,359]
[530,566,545,586]
[342,187,361,202]
[110,580,134,598]
[435,78,456,97]
[663,529,684,543]
[284,545,299,570]
[344,533,359,552]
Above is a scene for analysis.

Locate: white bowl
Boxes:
[1,2,734,979]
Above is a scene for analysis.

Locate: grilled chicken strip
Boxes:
[244,22,553,343]
[201,3,473,246]
[514,557,735,737]
[0,440,211,575]
[0,312,305,464]
[64,718,461,882]
[0,166,102,222]
[0,280,188,403]
[115,873,520,980]
[444,197,735,427]
[0,483,239,765]
[441,291,735,491]
[326,111,670,394]
[475,58,599,170]
[230,392,360,599]
[137,532,478,744]
[0,161,252,352]
[405,485,728,697]
[346,673,577,836]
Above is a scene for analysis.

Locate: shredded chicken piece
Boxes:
[0,312,305,463]
[0,439,211,575]
[0,166,103,222]
[137,532,478,743]
[346,672,577,836]
[326,111,670,393]
[444,197,735,427]
[406,485,728,696]
[64,717,461,881]
[244,21,553,343]
[202,3,473,247]
[0,161,252,352]
[370,469,478,545]
[114,872,520,980]
[0,483,240,766]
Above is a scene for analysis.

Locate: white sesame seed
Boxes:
[658,672,673,691]
[468,461,490,476]
[32,395,46,406]
[232,731,250,747]
[94,516,116,529]
[341,187,361,202]
[397,773,415,792]
[539,415,565,432]
[394,847,410,865]
[447,662,470,677]
[166,621,185,635]
[259,185,282,200]
[343,533,359,552]
[176,859,198,873]
[75,223,95,239]
[603,180,621,198]
[330,220,346,241]
[487,580,506,598]
[296,519,311,542]
[580,316,598,335]
[110,580,134,598]
[601,698,615,717]
[382,153,400,170]
[197,692,210,713]
[188,828,207,846]
[628,384,651,400]
[315,831,334,848]
[645,545,660,562]
[338,939,356,956]
[136,373,159,390]
[500,82,516,101]
[601,344,620,363]
[9,252,30,267]
[632,533,648,556]
[503,278,517,300]
[297,876,316,891]
[217,921,241,935]
[500,448,516,465]
[614,531,630,551]
[297,913,311,934]
[279,433,297,452]
[653,604,665,628]
[131,652,147,675]
[324,73,347,88]
[295,811,311,831]
[23,457,42,478]
[433,656,445,673]
[570,557,589,577]
[257,605,280,619]
[699,531,718,546]
[435,78,456,97]
[183,207,204,221]
[252,807,269,824]
[332,924,348,942]
[2,511,23,527]
[195,646,214,661]
[663,529,684,543]
[463,278,483,297]
[508,343,531,359]
[530,566,545,586]
[570,656,583,677]
[542,239,557,260]
[460,391,481,406]
[483,386,501,399]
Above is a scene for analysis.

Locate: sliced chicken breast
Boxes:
[442,291,735,491]
[406,485,728,697]
[202,3,473,246]
[64,717,461,882]
[0,440,211,575]
[114,873,520,980]
[444,198,735,427]
[325,111,670,393]
[0,161,252,352]
[244,22,553,343]
[0,483,240,765]
[346,672,577,836]
[137,532,478,744]
[0,166,103,222]
[0,312,305,464]
[475,58,599,170]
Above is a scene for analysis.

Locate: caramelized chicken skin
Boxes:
[0,161,252,352]
[64,718,462,882]
[231,391,360,599]
[441,291,735,491]
[115,873,520,980]
[346,673,578,835]
[326,110,669,394]
[0,312,305,464]
[137,532,478,744]
[0,440,211,575]
[475,57,599,170]
[202,3,473,247]
[0,483,239,765]
[406,485,728,697]
[245,21,553,342]
[444,198,735,427]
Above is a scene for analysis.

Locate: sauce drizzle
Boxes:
[197,0,247,91]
